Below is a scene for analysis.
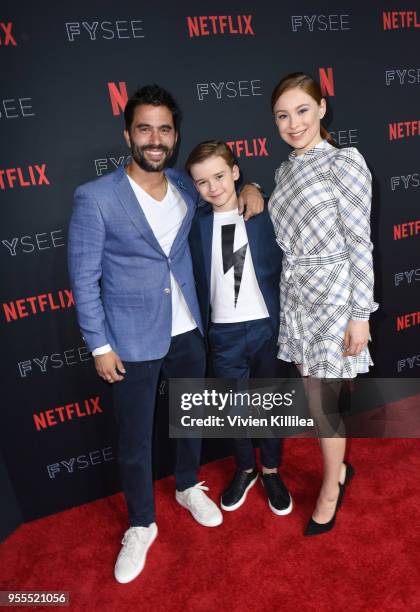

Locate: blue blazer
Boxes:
[68,166,203,362]
[188,202,282,335]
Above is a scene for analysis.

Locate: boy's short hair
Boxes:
[185,140,236,175]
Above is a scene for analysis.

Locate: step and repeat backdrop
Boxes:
[1,1,419,529]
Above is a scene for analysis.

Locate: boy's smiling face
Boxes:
[190,155,240,212]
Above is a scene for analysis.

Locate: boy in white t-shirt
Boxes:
[186,141,292,515]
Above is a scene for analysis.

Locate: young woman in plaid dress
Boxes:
[268,73,378,535]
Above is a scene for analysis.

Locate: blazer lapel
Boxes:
[167,172,196,257]
[112,166,166,256]
[244,215,260,270]
[198,204,214,288]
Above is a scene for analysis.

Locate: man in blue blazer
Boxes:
[68,85,263,584]
[186,141,292,518]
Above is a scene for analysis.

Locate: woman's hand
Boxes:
[238,184,264,220]
[343,320,370,357]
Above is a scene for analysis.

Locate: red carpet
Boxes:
[1,437,419,612]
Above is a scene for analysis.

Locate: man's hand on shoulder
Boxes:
[238,183,264,220]
[94,351,126,383]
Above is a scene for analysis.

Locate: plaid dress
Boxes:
[268,140,378,378]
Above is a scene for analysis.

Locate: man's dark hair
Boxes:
[124,84,181,132]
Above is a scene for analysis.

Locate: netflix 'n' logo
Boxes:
[319,67,334,96]
[108,81,128,116]
[187,15,254,38]
[0,164,49,190]
[0,22,17,46]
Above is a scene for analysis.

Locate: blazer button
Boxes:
[164,287,171,294]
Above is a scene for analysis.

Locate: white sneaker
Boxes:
[175,481,223,527]
[114,523,158,584]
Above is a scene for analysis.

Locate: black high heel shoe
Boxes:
[337,461,354,510]
[304,462,355,536]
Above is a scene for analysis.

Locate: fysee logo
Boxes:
[0,22,17,45]
[397,355,420,373]
[95,156,130,176]
[291,14,350,32]
[390,173,420,190]
[196,80,262,101]
[186,15,254,37]
[1,97,35,119]
[65,20,144,41]
[47,447,114,479]
[385,69,420,86]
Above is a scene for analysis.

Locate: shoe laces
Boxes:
[263,474,287,499]
[184,481,210,509]
[120,527,150,561]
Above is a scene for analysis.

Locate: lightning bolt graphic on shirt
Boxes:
[221,224,248,307]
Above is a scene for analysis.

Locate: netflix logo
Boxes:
[0,22,17,45]
[383,11,420,30]
[389,120,420,140]
[33,396,103,431]
[226,138,268,158]
[186,15,254,37]
[291,14,350,32]
[0,164,49,190]
[396,311,420,331]
[3,289,74,323]
[65,20,144,42]
[393,220,420,240]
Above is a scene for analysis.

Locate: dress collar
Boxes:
[288,139,330,161]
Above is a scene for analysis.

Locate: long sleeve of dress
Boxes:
[329,147,379,320]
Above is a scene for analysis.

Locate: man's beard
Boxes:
[131,143,174,172]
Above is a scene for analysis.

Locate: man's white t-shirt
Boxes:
[210,208,269,323]
[127,176,197,337]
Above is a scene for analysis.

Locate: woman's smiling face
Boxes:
[273,87,326,155]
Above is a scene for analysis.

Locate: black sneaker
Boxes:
[261,472,293,516]
[220,469,258,511]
